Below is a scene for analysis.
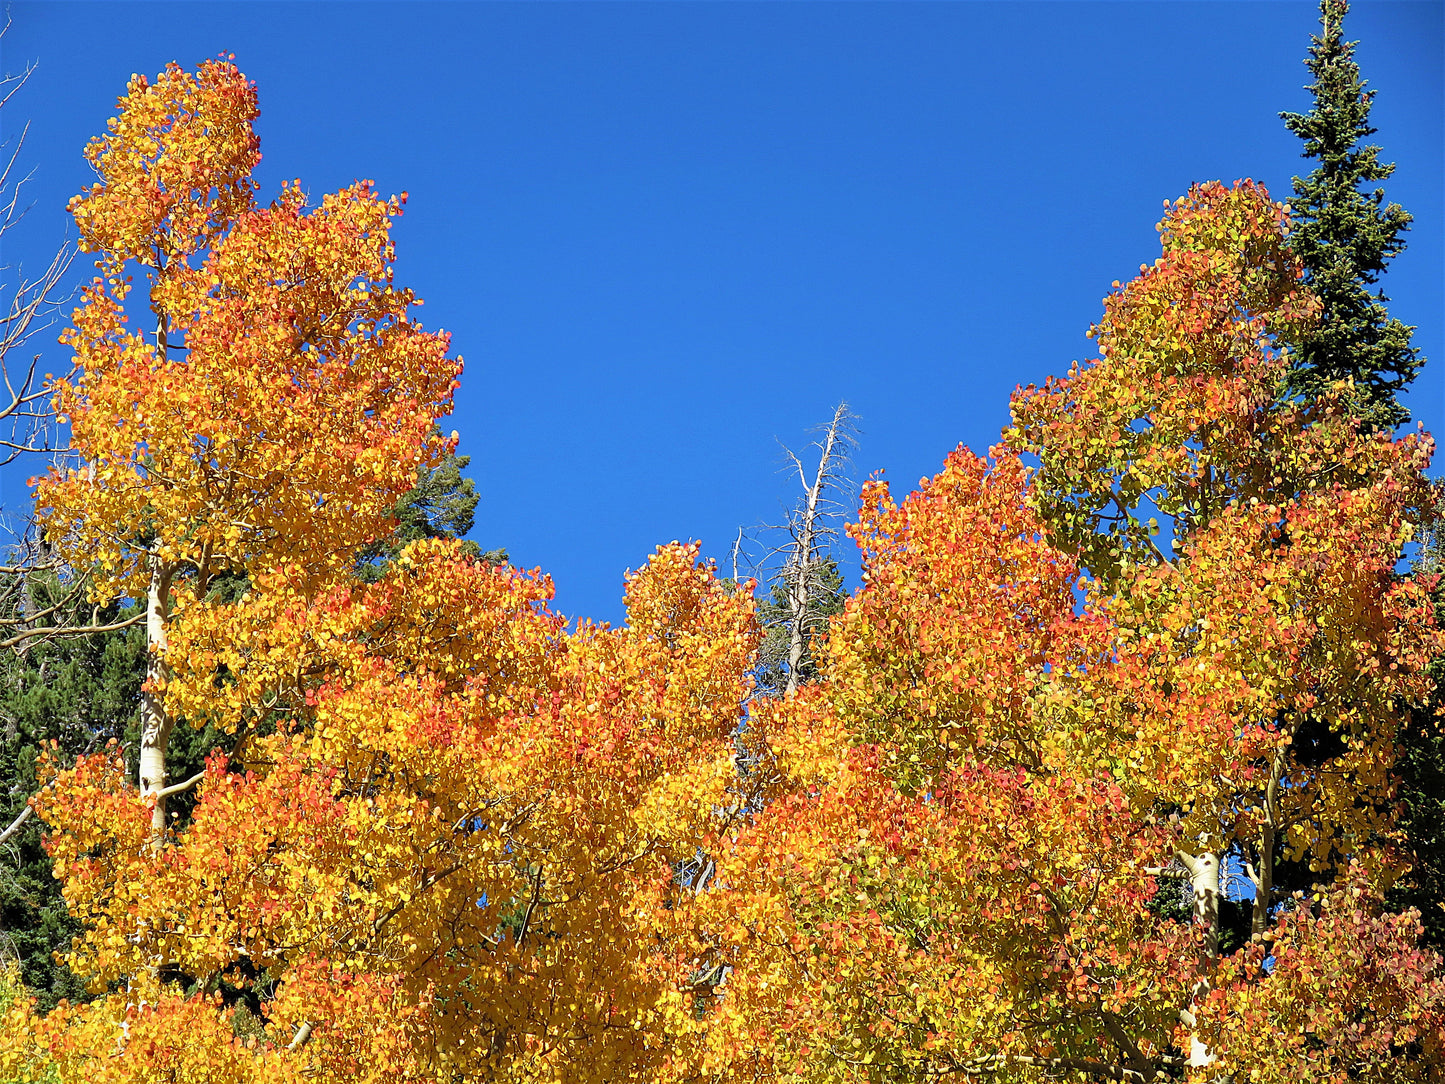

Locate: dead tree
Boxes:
[778,403,857,695]
[741,403,858,698]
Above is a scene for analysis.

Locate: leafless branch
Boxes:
[0,612,144,651]
[0,803,33,846]
[0,530,145,653]
[0,31,77,478]
[1143,865,1190,880]
[763,403,859,696]
[156,770,206,800]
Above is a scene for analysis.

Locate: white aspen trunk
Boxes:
[1251,824,1275,936]
[783,547,811,697]
[139,303,177,843]
[139,557,174,842]
[1251,743,1288,935]
[1176,849,1220,1069]
[784,405,847,697]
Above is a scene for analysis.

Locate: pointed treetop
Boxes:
[1279,0,1423,431]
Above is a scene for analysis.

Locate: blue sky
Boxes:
[1,1,1440,624]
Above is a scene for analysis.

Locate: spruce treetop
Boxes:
[1280,0,1422,430]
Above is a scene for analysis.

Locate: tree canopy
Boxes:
[1,50,1442,1084]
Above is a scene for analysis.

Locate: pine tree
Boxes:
[0,452,496,1007]
[354,445,504,583]
[1279,0,1440,951]
[747,405,857,699]
[754,557,847,698]
[0,577,145,1011]
[1280,0,1422,431]
[1388,497,1445,952]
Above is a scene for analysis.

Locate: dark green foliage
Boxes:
[1280,0,1423,431]
[0,575,145,1010]
[754,558,847,698]
[1389,709,1445,951]
[1,443,498,1006]
[1275,0,1440,950]
[1216,897,1255,958]
[357,447,501,582]
[1145,866,1251,957]
[1386,560,1445,952]
[1146,873,1193,928]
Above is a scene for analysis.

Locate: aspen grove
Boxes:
[2,60,1443,1084]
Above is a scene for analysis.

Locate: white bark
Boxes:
[1176,849,1220,1069]
[781,403,854,697]
[0,802,32,845]
[1250,743,1289,935]
[139,557,175,841]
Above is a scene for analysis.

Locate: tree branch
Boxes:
[0,611,145,651]
[0,802,32,846]
[156,770,206,800]
[1144,865,1190,880]
[949,1051,1165,1082]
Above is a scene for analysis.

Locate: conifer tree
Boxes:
[1279,0,1423,430]
[1389,499,1445,952]
[1278,0,1441,952]
[0,454,494,1010]
[355,446,504,583]
[754,404,856,699]
[0,580,144,1011]
[754,557,846,698]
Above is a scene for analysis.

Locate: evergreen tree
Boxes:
[754,557,847,698]
[1280,0,1423,431]
[1278,0,1439,949]
[0,450,496,1006]
[0,577,145,1011]
[1388,499,1445,952]
[748,405,857,699]
[355,447,503,582]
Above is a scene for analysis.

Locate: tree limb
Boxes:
[0,802,32,846]
[0,611,145,651]
[156,770,206,800]
[286,1021,313,1052]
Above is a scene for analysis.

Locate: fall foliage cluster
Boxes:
[2,43,1443,1084]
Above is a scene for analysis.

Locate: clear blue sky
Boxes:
[1,1,1440,624]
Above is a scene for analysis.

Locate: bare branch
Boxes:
[0,565,93,628]
[1143,865,1190,880]
[780,402,858,696]
[156,770,206,800]
[0,803,33,846]
[0,31,76,474]
[0,611,144,651]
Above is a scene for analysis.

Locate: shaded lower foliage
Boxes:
[1386,575,1445,951]
[0,576,145,1010]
